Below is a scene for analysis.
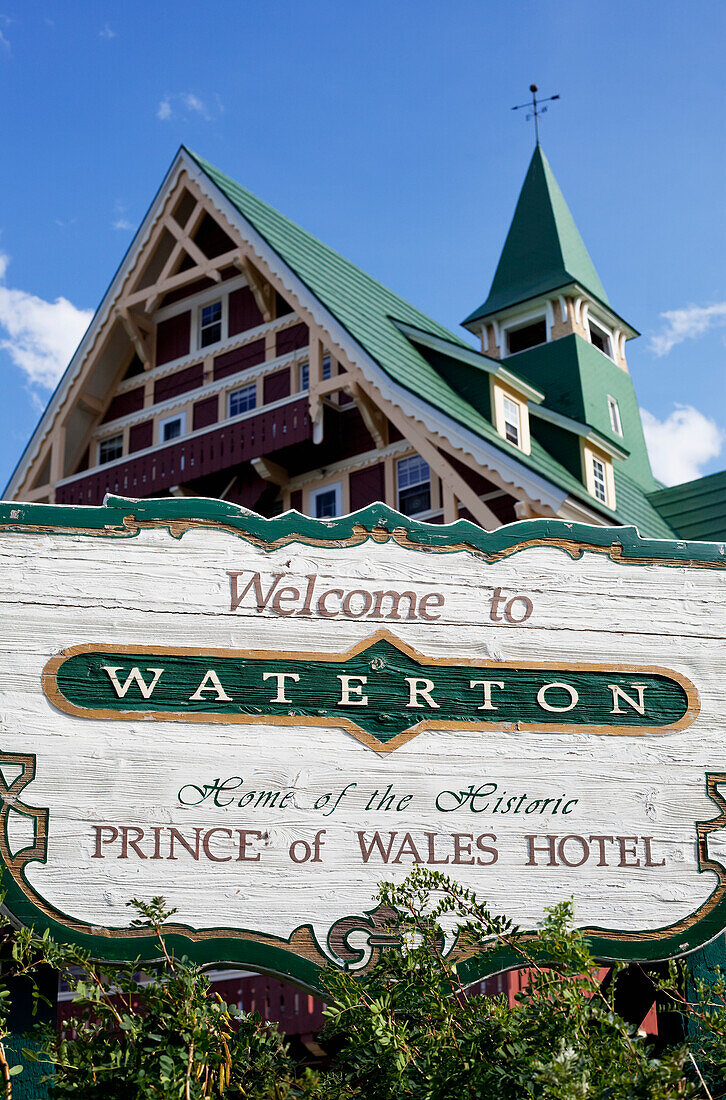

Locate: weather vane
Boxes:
[512,84,560,144]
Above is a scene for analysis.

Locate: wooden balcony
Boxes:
[57,397,311,506]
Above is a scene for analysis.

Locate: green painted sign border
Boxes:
[0,494,724,992]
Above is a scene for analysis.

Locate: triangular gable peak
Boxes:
[7,149,612,529]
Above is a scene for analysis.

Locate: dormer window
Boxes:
[491,383,531,454]
[582,442,616,510]
[589,320,613,359]
[506,318,547,355]
[502,396,521,446]
[607,395,623,436]
[591,456,607,503]
[200,301,222,348]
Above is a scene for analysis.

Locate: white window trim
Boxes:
[195,297,227,352]
[582,442,616,510]
[228,383,257,418]
[490,381,531,455]
[159,411,186,444]
[501,308,549,356]
[152,274,248,325]
[310,481,343,519]
[582,305,616,361]
[298,361,309,392]
[396,455,432,516]
[502,395,521,446]
[607,395,623,436]
[98,433,124,466]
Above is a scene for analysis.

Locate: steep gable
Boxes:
[4,147,678,539]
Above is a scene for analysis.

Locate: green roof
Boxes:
[648,470,726,542]
[507,334,659,492]
[464,145,610,324]
[188,149,677,539]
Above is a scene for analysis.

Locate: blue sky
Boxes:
[0,0,724,490]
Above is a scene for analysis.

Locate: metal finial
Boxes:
[512,84,560,144]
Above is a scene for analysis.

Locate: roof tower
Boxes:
[464,145,611,324]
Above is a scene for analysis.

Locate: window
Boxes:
[397,455,431,516]
[591,456,608,503]
[607,395,622,436]
[228,384,257,417]
[311,482,342,518]
[160,413,185,442]
[200,301,222,348]
[589,320,612,358]
[299,358,331,392]
[502,396,521,446]
[506,319,546,355]
[98,434,123,465]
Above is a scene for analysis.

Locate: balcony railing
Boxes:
[57,397,311,506]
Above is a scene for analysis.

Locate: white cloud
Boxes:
[180,92,210,119]
[111,201,133,231]
[99,23,116,39]
[0,253,92,389]
[641,404,724,486]
[156,91,220,122]
[0,29,10,53]
[649,301,726,356]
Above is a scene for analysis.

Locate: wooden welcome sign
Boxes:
[0,495,724,989]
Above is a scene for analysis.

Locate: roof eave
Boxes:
[393,320,545,404]
[462,280,639,340]
[4,146,192,499]
[529,401,630,461]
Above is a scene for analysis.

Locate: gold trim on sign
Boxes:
[41,629,700,755]
[1,514,724,570]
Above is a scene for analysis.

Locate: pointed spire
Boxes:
[464,146,610,325]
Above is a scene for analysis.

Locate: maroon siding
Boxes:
[161,277,216,308]
[57,398,311,506]
[128,421,153,453]
[290,489,303,512]
[334,406,375,459]
[276,323,308,357]
[214,340,265,381]
[263,369,291,404]
[156,312,191,366]
[458,495,517,526]
[228,287,263,336]
[154,363,204,403]
[388,420,403,443]
[487,494,518,525]
[349,463,385,510]
[193,395,218,431]
[101,387,144,424]
[447,454,500,496]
